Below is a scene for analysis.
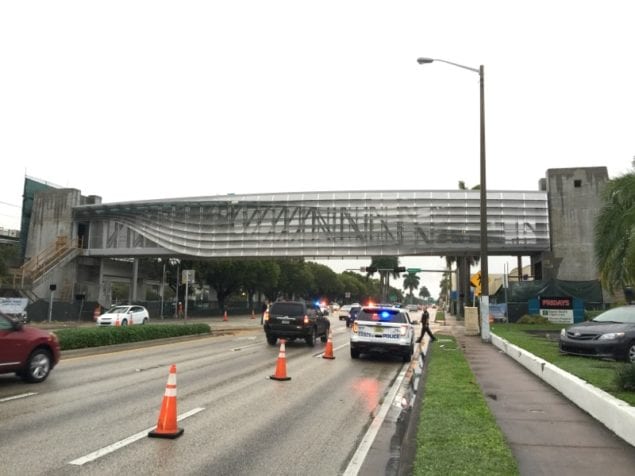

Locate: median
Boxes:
[54,323,212,350]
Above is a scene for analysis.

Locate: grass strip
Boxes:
[414,337,518,475]
[491,324,635,405]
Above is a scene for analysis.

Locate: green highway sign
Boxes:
[406,268,422,273]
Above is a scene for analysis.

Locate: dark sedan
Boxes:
[559,305,635,363]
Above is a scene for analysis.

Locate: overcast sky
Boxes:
[1,2,633,298]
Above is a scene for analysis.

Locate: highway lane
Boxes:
[0,319,408,476]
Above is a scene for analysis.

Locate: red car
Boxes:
[0,312,61,383]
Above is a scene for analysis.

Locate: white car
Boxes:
[96,305,149,326]
[350,306,416,362]
[338,303,360,321]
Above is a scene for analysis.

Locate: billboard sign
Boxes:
[539,296,573,324]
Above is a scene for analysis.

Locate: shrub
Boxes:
[615,364,635,391]
[54,323,211,350]
[516,314,550,324]
[434,310,445,322]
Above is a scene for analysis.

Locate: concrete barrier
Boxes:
[491,332,635,447]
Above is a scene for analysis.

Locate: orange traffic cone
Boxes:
[115,316,120,327]
[223,310,228,322]
[322,329,335,359]
[270,339,291,381]
[148,364,184,439]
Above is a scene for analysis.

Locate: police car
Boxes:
[349,305,416,362]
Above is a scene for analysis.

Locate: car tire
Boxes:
[121,319,128,326]
[266,335,277,346]
[142,318,148,325]
[306,328,317,347]
[22,348,52,383]
[627,341,635,363]
[350,348,360,359]
[402,349,412,363]
[320,328,328,343]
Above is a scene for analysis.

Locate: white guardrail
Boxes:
[490,333,635,447]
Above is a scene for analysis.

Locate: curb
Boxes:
[491,332,635,447]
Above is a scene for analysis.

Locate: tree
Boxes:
[368,256,400,301]
[418,285,431,299]
[0,242,19,285]
[402,273,420,302]
[242,260,281,310]
[305,262,343,300]
[594,170,635,293]
[196,260,249,311]
[276,259,314,300]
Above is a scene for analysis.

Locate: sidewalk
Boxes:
[439,314,635,475]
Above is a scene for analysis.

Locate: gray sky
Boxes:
[1,1,633,297]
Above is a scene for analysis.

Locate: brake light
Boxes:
[352,322,359,333]
[304,315,309,325]
[400,325,407,336]
[264,311,270,322]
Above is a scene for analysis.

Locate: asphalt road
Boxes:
[0,318,409,476]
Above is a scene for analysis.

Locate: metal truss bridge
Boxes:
[73,190,550,259]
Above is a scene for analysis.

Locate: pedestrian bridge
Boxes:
[72,189,550,259]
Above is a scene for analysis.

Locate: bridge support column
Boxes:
[132,258,139,302]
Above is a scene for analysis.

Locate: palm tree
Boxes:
[403,273,420,303]
[418,285,431,301]
[368,256,400,301]
[594,169,635,293]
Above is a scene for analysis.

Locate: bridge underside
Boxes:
[73,190,550,259]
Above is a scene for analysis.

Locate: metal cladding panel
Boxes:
[73,190,550,257]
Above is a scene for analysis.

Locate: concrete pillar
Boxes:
[465,306,480,335]
[132,258,139,302]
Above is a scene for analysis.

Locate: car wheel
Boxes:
[402,349,413,363]
[121,319,128,326]
[266,335,277,346]
[320,328,329,343]
[142,318,148,325]
[627,341,635,363]
[350,348,360,359]
[306,328,317,347]
[22,348,52,383]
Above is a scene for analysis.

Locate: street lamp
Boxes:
[417,56,490,341]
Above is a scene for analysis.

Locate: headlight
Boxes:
[560,328,566,337]
[598,332,625,341]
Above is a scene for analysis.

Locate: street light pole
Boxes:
[417,57,490,341]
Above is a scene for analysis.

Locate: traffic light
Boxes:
[394,266,406,273]
[365,266,377,273]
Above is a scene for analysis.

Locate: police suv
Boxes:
[349,305,416,362]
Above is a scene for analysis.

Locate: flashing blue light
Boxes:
[380,311,390,319]
[314,300,320,307]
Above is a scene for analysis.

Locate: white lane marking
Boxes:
[314,342,349,358]
[68,407,205,466]
[0,392,37,402]
[342,364,409,476]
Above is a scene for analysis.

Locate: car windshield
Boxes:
[592,306,635,324]
[357,308,406,323]
[105,306,130,314]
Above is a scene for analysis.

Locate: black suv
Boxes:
[264,301,330,347]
